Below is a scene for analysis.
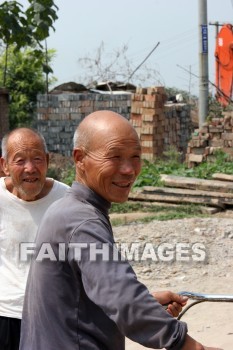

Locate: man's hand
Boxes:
[181,334,223,350]
[151,290,188,317]
[151,293,223,349]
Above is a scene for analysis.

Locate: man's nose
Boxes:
[119,159,135,174]
[24,160,36,172]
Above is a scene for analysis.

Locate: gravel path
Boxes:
[112,216,233,350]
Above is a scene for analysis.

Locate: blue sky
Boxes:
[20,0,233,96]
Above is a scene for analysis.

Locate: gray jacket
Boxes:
[20,182,187,350]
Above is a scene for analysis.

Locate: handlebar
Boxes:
[179,291,233,302]
[177,291,233,320]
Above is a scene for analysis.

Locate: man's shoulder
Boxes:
[38,178,70,204]
[47,178,70,195]
[52,179,70,190]
[45,189,99,220]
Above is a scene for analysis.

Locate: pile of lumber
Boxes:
[129,173,233,213]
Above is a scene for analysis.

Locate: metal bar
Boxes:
[179,291,233,302]
[177,291,233,320]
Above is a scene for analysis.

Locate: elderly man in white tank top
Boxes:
[0,127,70,350]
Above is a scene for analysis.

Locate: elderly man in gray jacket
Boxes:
[20,111,221,350]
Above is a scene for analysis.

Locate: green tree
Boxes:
[0,0,58,49]
[0,45,56,128]
[0,0,58,86]
[0,1,58,128]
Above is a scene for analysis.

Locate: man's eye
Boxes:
[16,159,24,164]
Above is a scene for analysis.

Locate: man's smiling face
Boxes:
[80,125,141,203]
[2,130,48,201]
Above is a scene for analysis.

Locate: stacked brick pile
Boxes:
[163,103,192,154]
[186,113,233,167]
[130,87,192,160]
[130,87,167,160]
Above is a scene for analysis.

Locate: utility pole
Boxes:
[198,0,209,127]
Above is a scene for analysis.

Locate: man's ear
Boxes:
[73,148,86,172]
[46,153,49,168]
[0,157,9,176]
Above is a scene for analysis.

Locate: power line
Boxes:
[127,42,160,81]
[128,29,197,62]
[177,64,233,103]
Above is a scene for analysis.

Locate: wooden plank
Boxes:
[128,191,225,208]
[160,174,233,193]
[127,200,222,215]
[212,173,233,182]
[143,186,233,199]
[199,206,221,215]
[127,200,180,208]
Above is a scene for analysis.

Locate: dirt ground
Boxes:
[111,213,233,350]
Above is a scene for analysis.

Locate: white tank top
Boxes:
[0,177,69,319]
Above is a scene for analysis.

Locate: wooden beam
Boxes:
[160,174,233,193]
[127,198,222,214]
[129,190,226,208]
[212,173,233,182]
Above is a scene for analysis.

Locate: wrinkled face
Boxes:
[3,132,48,201]
[78,127,141,203]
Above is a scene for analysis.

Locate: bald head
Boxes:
[73,110,139,151]
[2,128,48,159]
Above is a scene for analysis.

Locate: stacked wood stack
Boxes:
[130,87,192,161]
[129,173,233,213]
[186,114,233,167]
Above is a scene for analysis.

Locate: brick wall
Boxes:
[36,93,131,156]
[36,88,192,159]
[0,88,9,144]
